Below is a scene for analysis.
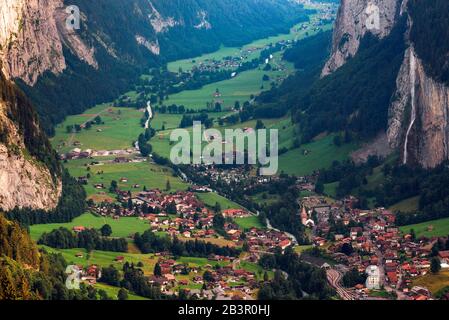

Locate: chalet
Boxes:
[279,239,292,250]
[439,251,449,267]
[73,226,86,233]
[114,157,129,163]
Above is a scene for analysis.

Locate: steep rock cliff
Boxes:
[322,0,401,76]
[325,0,449,169]
[0,0,96,86]
[0,71,61,211]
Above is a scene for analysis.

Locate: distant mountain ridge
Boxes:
[0,0,307,133]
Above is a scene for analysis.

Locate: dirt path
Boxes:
[65,107,110,150]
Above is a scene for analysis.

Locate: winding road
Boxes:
[326,269,357,300]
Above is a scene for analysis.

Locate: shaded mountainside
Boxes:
[0,214,105,300]
[1,0,308,134]
[282,0,449,169]
[0,70,62,211]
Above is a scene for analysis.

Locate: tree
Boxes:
[431,257,441,274]
[98,289,110,300]
[118,288,129,300]
[213,213,225,231]
[341,243,354,256]
[109,180,118,193]
[203,270,214,282]
[255,120,265,130]
[166,179,171,191]
[315,181,324,194]
[100,224,112,237]
[154,263,162,276]
[214,202,221,213]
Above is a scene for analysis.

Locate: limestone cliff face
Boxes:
[388,46,449,168]
[326,0,449,169]
[0,73,61,211]
[0,0,97,86]
[322,0,401,76]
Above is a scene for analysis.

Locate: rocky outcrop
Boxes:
[148,0,181,33]
[388,46,449,168]
[0,74,61,211]
[322,0,401,76]
[326,0,449,169]
[135,35,160,55]
[0,0,97,86]
[194,11,212,30]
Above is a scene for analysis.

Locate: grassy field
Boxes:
[167,53,295,110]
[151,117,285,159]
[167,16,332,73]
[151,111,231,131]
[389,196,420,213]
[40,246,158,273]
[196,192,243,210]
[177,256,230,268]
[234,216,264,230]
[30,213,152,241]
[52,105,144,153]
[64,159,189,201]
[412,270,449,295]
[279,134,359,176]
[248,192,281,206]
[399,217,449,238]
[324,182,338,198]
[94,283,149,300]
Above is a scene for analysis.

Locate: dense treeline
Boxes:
[317,156,382,199]
[342,268,366,288]
[101,263,167,300]
[254,30,332,120]
[5,170,86,227]
[259,186,308,244]
[258,247,334,299]
[383,163,449,226]
[38,227,128,252]
[409,0,449,84]
[134,230,240,257]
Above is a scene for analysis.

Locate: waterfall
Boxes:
[403,50,417,165]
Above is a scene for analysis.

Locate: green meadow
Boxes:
[399,217,449,238]
[389,196,420,213]
[30,213,152,241]
[196,192,244,211]
[64,159,189,201]
[94,283,149,300]
[278,134,359,176]
[234,216,264,230]
[167,51,295,110]
[167,16,332,73]
[52,105,144,153]
[151,111,231,131]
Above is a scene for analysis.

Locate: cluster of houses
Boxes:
[148,256,258,300]
[300,195,449,300]
[61,148,140,160]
